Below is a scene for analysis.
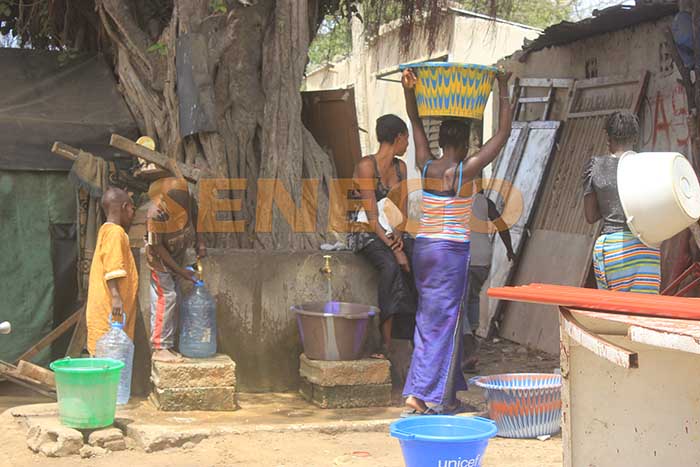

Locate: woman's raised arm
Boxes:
[402,69,433,171]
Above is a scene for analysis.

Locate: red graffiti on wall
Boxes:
[651,84,690,153]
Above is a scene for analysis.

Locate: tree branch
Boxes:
[213,15,240,63]
[97,0,153,78]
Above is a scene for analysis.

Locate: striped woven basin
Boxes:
[471,373,562,438]
[400,62,498,120]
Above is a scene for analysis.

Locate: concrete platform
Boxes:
[299,377,392,409]
[8,393,408,453]
[151,354,236,388]
[299,354,390,387]
[151,386,238,412]
[151,354,237,411]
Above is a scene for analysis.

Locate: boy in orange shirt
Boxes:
[85,187,138,355]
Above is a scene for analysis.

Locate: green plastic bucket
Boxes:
[50,358,124,429]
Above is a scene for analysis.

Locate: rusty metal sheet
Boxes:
[301,88,362,179]
[560,308,638,369]
[520,4,676,59]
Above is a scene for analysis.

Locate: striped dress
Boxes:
[583,155,661,294]
[593,231,661,294]
[404,160,473,408]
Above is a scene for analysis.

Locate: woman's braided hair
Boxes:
[605,111,639,147]
[438,119,470,149]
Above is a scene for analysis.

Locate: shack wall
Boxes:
[498,16,690,353]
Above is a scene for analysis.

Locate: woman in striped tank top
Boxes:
[401,68,516,415]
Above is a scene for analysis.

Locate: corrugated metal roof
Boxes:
[520,3,677,59]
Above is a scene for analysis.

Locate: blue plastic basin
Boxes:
[390,415,497,467]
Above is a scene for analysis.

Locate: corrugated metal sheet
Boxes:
[521,3,676,60]
[532,117,606,234]
[532,74,649,234]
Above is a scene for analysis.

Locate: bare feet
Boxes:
[405,395,428,414]
[152,348,185,362]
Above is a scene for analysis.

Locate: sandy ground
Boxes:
[0,413,562,467]
[0,338,562,466]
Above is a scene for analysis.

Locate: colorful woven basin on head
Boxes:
[470,373,562,438]
[399,62,498,119]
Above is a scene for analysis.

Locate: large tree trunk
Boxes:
[96,0,336,249]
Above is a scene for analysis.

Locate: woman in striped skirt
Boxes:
[583,111,661,293]
[400,68,515,415]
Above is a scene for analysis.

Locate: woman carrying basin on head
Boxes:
[401,67,515,415]
[582,111,661,294]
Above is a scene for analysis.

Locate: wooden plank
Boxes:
[15,307,83,364]
[0,361,56,399]
[560,308,638,368]
[51,142,149,192]
[571,74,641,89]
[51,142,79,161]
[66,310,87,357]
[17,361,55,388]
[560,314,573,467]
[109,134,201,182]
[524,120,561,130]
[566,108,632,119]
[632,71,650,115]
[518,96,551,103]
[629,326,700,354]
[519,78,574,89]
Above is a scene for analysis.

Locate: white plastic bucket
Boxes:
[617,151,700,247]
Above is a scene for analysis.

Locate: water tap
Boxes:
[320,255,332,278]
[195,258,203,280]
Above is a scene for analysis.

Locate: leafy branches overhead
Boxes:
[459,0,577,28]
[309,0,445,67]
[308,0,581,67]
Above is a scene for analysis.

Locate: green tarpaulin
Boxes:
[0,171,76,364]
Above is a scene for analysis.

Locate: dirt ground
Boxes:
[0,416,562,467]
[0,338,562,467]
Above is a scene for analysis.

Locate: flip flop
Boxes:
[400,409,424,418]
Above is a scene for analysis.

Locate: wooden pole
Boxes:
[109,134,200,182]
[15,307,83,364]
[51,142,149,192]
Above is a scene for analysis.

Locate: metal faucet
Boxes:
[320,255,332,278]
[195,258,203,280]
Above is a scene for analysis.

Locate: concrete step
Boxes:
[299,354,391,387]
[151,386,238,412]
[151,354,236,389]
[299,377,391,409]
